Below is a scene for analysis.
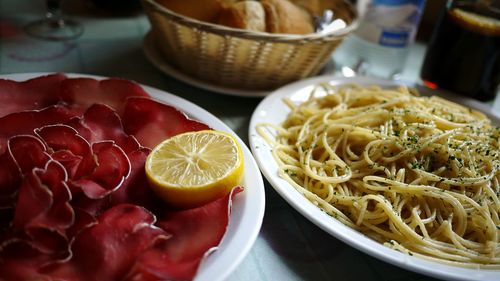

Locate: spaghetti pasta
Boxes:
[257,83,500,268]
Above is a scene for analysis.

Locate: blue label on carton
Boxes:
[379,30,409,47]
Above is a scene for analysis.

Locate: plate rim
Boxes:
[142,31,270,98]
[1,72,266,281]
[249,75,500,281]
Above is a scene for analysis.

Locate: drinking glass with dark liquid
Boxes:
[420,0,500,101]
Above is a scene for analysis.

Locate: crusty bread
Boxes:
[156,0,315,35]
[261,0,314,34]
[155,0,228,22]
[217,1,266,32]
[289,0,322,16]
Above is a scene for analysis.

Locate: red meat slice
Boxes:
[66,207,97,240]
[50,150,86,180]
[31,124,130,201]
[0,152,21,208]
[0,105,79,155]
[0,135,50,208]
[4,159,73,265]
[43,204,170,281]
[124,187,243,281]
[0,73,67,118]
[69,141,130,199]
[11,163,54,232]
[0,161,73,281]
[67,103,141,153]
[122,97,210,148]
[35,125,91,158]
[7,135,50,174]
[35,125,95,179]
[69,194,112,219]
[59,77,150,116]
[0,74,150,123]
[12,160,73,235]
[24,227,69,256]
[0,240,56,281]
[109,148,161,210]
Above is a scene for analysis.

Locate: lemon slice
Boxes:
[450,8,500,36]
[145,130,244,208]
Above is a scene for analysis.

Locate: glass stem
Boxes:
[46,0,62,22]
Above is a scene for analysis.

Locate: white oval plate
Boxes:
[249,75,500,281]
[142,32,270,98]
[1,72,266,281]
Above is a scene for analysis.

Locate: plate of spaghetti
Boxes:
[249,76,500,281]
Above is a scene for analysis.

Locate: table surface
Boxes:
[0,1,452,281]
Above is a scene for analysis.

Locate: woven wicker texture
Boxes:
[142,0,358,91]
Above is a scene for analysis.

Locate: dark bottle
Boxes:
[420,0,500,101]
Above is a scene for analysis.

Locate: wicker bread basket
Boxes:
[142,0,358,91]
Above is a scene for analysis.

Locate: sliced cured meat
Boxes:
[13,160,73,235]
[0,75,240,281]
[122,97,210,148]
[109,148,161,210]
[67,104,141,153]
[90,141,130,188]
[0,240,54,281]
[50,150,85,180]
[7,135,50,174]
[0,152,21,208]
[69,141,130,199]
[0,74,150,123]
[124,187,243,281]
[0,73,66,118]
[123,237,200,281]
[35,125,95,179]
[66,207,97,240]
[43,204,170,281]
[11,165,53,232]
[32,124,130,201]
[35,125,91,157]
[156,186,242,260]
[7,160,73,264]
[0,105,79,155]
[24,227,69,255]
[0,135,50,208]
[0,208,14,230]
[34,162,73,230]
[59,77,149,116]
[69,194,111,220]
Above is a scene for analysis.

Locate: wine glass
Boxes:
[24,0,83,41]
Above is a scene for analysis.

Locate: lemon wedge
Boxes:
[145,130,244,208]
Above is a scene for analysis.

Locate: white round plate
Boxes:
[2,72,266,281]
[249,75,500,281]
[142,32,269,98]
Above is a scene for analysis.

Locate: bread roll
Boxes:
[261,0,314,34]
[155,0,228,22]
[217,1,266,32]
[289,0,322,16]
[156,0,314,35]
